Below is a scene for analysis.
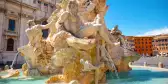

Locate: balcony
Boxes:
[43,0,60,4]
[3,30,18,37]
[7,0,38,10]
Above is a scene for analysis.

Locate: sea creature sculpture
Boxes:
[80,59,97,71]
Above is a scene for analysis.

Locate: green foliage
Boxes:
[122,55,141,63]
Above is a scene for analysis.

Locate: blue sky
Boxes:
[105,0,168,36]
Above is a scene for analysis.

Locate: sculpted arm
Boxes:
[57,11,69,24]
[43,20,56,29]
[35,19,56,30]
[55,11,69,32]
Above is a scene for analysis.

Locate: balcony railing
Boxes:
[7,0,38,9]
[3,30,18,37]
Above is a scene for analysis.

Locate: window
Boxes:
[38,0,41,9]
[51,5,54,11]
[51,5,54,9]
[42,29,49,38]
[42,21,49,38]
[6,38,14,51]
[33,0,37,4]
[38,0,41,3]
[44,3,48,12]
[44,3,48,6]
[162,39,164,42]
[8,19,15,31]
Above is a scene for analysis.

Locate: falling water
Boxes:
[101,45,120,79]
[23,56,41,76]
[10,52,20,69]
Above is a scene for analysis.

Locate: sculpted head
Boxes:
[27,20,35,28]
[111,25,122,36]
[67,0,78,15]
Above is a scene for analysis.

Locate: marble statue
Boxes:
[80,59,97,71]
[55,0,81,35]
[0,69,20,79]
[43,3,64,42]
[0,0,140,83]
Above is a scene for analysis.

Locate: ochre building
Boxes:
[134,37,153,56]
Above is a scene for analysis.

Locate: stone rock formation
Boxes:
[0,0,140,83]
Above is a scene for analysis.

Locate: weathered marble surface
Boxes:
[0,0,140,83]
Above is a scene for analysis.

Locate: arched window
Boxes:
[6,38,14,51]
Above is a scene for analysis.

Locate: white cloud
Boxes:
[137,26,168,36]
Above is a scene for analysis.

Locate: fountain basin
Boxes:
[0,70,49,84]
[1,67,168,84]
[107,67,168,84]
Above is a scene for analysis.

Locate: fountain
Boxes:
[0,0,140,83]
[10,52,20,69]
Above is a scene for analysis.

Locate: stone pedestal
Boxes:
[129,62,132,65]
[158,62,164,68]
[144,62,147,67]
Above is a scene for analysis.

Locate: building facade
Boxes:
[152,34,168,56]
[134,37,153,56]
[124,36,135,51]
[124,35,168,56]
[0,0,59,64]
[123,36,137,56]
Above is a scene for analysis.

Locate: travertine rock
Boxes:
[46,75,64,83]
[51,31,71,51]
[16,0,140,83]
[22,63,28,72]
[66,36,96,51]
[0,70,20,79]
[18,45,39,68]
[69,80,80,84]
[51,48,77,67]
[23,70,28,76]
